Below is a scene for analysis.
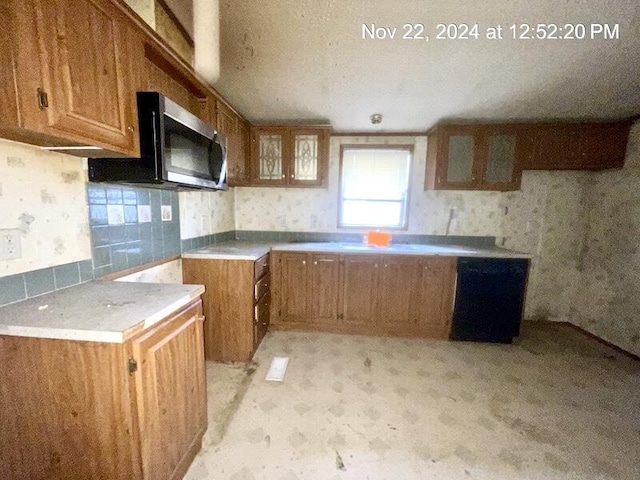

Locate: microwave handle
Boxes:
[208,135,227,186]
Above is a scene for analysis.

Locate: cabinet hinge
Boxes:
[37,88,49,110]
[128,357,138,375]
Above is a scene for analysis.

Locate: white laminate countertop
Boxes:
[181,240,531,260]
[0,281,205,343]
[271,242,532,259]
[181,241,272,260]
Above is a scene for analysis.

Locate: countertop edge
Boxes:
[269,244,532,259]
[0,284,206,344]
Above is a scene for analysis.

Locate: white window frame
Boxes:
[338,145,413,230]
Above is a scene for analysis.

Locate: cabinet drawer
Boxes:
[254,273,271,302]
[254,292,271,325]
[254,254,270,281]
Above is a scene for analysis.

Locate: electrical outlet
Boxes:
[0,229,22,260]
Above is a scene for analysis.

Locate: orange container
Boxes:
[366,230,391,247]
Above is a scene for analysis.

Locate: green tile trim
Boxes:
[0,259,93,307]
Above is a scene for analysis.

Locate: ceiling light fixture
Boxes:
[370,113,383,125]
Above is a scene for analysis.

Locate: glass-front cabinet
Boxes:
[251,126,330,187]
[425,124,527,191]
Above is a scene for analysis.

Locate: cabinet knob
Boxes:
[127,125,135,133]
[290,174,295,179]
[281,174,285,179]
[374,263,378,268]
[314,261,317,265]
[302,260,306,265]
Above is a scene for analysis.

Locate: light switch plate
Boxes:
[0,229,22,260]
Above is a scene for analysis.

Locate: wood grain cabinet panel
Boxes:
[419,257,457,339]
[18,0,139,155]
[340,255,379,328]
[271,252,456,340]
[182,255,270,362]
[309,254,341,326]
[0,298,206,480]
[217,101,252,186]
[131,301,207,480]
[376,256,424,335]
[523,121,631,170]
[274,252,310,324]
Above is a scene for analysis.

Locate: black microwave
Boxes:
[88,92,227,190]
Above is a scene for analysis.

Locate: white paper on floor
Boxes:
[265,356,289,382]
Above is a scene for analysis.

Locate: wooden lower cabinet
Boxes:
[341,255,379,328]
[309,254,341,325]
[0,299,207,480]
[182,254,271,362]
[377,256,424,335]
[131,301,207,480]
[276,252,310,324]
[271,252,456,339]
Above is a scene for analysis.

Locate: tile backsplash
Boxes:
[87,184,181,278]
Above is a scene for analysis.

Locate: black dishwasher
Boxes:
[450,257,529,343]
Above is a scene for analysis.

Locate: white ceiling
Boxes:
[198,1,639,131]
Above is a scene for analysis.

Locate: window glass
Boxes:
[339,147,411,228]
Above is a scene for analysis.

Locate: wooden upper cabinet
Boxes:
[19,0,139,156]
[523,121,631,170]
[217,101,251,187]
[425,124,524,192]
[251,126,330,187]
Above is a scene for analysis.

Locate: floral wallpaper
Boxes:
[179,189,235,239]
[500,170,592,321]
[0,139,91,277]
[569,121,640,356]
[234,136,504,235]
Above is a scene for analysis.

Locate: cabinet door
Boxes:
[377,256,423,335]
[419,258,456,338]
[251,127,288,185]
[275,252,309,323]
[436,126,481,189]
[232,118,251,186]
[341,255,379,327]
[309,254,340,325]
[131,300,207,480]
[0,2,19,129]
[29,0,138,154]
[576,123,629,170]
[527,124,579,170]
[290,129,329,187]
[480,127,523,191]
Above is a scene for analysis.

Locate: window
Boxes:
[338,146,412,229]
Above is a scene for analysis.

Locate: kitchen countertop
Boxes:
[271,242,532,259]
[182,240,530,260]
[182,241,272,260]
[0,281,205,343]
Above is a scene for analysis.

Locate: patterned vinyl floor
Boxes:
[185,323,640,480]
